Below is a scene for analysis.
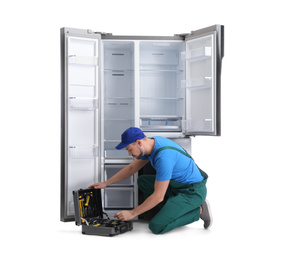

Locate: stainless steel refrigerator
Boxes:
[60,24,224,221]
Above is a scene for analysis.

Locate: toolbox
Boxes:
[73,188,133,236]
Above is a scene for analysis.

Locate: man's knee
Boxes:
[148,219,164,235]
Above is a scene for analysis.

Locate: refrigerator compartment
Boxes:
[104,187,134,209]
[103,41,134,70]
[104,70,134,98]
[68,64,96,86]
[69,145,98,159]
[140,70,184,99]
[104,98,134,120]
[69,55,98,66]
[104,119,134,141]
[140,98,184,118]
[104,141,131,158]
[181,46,212,62]
[140,116,182,132]
[105,165,133,186]
[181,77,212,90]
[69,97,98,110]
[140,41,184,67]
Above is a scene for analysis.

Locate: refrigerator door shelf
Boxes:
[181,77,212,90]
[69,145,98,159]
[69,97,98,110]
[68,55,98,66]
[182,119,213,134]
[181,47,212,62]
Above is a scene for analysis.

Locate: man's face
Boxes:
[126,142,144,159]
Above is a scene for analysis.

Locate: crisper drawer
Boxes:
[105,165,133,186]
[104,187,134,209]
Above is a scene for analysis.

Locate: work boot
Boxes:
[200,200,213,229]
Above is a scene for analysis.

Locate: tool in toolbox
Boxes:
[73,188,133,236]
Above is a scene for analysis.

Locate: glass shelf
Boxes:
[140,97,183,101]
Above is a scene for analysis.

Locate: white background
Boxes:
[1,0,281,259]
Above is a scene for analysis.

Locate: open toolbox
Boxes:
[73,188,133,236]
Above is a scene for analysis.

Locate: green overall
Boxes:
[137,146,208,234]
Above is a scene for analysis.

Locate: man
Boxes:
[88,127,212,234]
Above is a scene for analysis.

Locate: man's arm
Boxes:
[88,159,149,189]
[114,180,170,221]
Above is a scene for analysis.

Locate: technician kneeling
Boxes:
[88,127,212,234]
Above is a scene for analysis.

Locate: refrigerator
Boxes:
[60,24,224,221]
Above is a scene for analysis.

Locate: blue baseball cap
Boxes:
[115,127,145,150]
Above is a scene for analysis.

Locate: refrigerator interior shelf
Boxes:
[69,145,98,159]
[181,47,211,62]
[181,77,212,90]
[104,69,134,73]
[104,100,132,106]
[68,55,98,66]
[104,96,134,100]
[140,69,183,73]
[104,150,131,159]
[69,97,98,110]
[141,125,181,131]
[140,97,183,101]
[140,115,182,120]
[104,119,134,122]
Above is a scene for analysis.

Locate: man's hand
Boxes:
[88,182,107,189]
[114,210,134,221]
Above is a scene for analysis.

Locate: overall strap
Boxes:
[155,146,208,180]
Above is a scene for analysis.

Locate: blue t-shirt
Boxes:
[141,136,203,184]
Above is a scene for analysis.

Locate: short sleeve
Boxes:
[154,155,175,181]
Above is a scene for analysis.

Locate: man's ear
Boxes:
[136,139,142,147]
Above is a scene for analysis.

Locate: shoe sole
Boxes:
[205,199,213,229]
